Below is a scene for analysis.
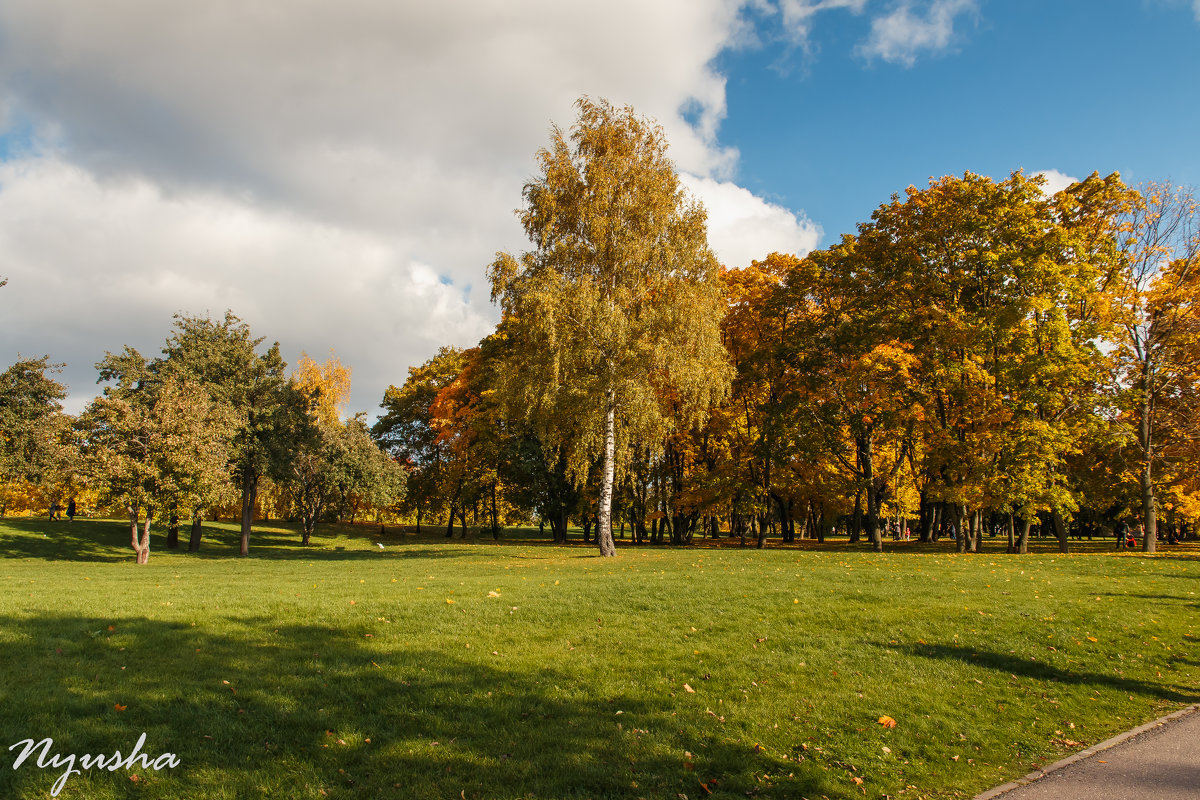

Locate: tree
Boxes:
[374,347,467,533]
[156,312,308,556]
[291,354,404,543]
[1113,181,1200,551]
[0,357,73,514]
[842,171,1129,553]
[488,97,731,556]
[80,366,232,564]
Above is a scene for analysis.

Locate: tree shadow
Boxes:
[0,612,837,799]
[0,518,132,562]
[888,642,1200,704]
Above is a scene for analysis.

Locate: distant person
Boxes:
[1127,524,1140,549]
[66,498,76,522]
[1115,519,1129,550]
[48,502,59,521]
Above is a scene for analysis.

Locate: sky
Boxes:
[0,0,1197,417]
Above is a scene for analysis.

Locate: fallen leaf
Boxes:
[446,599,455,604]
[114,704,127,711]
[878,715,897,728]
[683,683,696,693]
[851,776,864,785]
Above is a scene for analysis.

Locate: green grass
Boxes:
[0,517,1197,800]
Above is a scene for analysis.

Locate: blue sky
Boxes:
[0,1,1196,414]
[719,0,1200,240]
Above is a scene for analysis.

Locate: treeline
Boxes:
[3,101,1198,559]
[0,313,404,561]
[373,106,1199,555]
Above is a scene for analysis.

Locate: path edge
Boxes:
[972,703,1200,800]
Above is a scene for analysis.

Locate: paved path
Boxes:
[975,704,1200,800]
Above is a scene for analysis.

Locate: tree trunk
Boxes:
[188,512,203,552]
[240,473,257,557]
[490,482,499,540]
[954,504,969,553]
[1050,510,1070,554]
[139,515,151,565]
[1017,515,1031,554]
[166,509,180,549]
[596,387,617,556]
[859,434,883,553]
[850,490,863,544]
[971,510,983,554]
[446,504,456,538]
[1139,363,1158,552]
[1006,513,1016,553]
[128,504,150,564]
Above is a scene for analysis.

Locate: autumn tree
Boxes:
[374,347,467,533]
[1113,181,1200,551]
[80,359,232,564]
[291,353,404,543]
[841,171,1129,553]
[488,97,731,556]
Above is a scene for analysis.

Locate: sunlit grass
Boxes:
[1,517,1197,799]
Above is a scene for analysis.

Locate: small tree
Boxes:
[489,97,731,556]
[80,371,232,564]
[0,357,73,513]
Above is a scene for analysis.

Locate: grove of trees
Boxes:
[2,99,1198,561]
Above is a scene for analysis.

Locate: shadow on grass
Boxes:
[0,612,834,800]
[0,518,133,562]
[892,642,1200,705]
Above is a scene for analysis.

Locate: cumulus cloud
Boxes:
[856,0,978,66]
[681,174,822,268]
[1034,169,1079,197]
[0,0,820,414]
[0,157,492,415]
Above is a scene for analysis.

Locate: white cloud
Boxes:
[681,174,822,268]
[856,0,978,66]
[777,0,870,45]
[0,157,492,415]
[0,1,821,414]
[1034,169,1079,197]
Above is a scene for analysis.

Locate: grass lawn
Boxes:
[0,517,1197,800]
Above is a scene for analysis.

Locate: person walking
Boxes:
[66,498,76,522]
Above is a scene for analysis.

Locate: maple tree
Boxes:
[489,97,730,556]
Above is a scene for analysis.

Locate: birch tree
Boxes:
[489,97,730,556]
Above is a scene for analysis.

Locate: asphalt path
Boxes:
[974,705,1200,800]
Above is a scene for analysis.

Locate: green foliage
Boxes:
[293,415,406,543]
[0,357,75,511]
